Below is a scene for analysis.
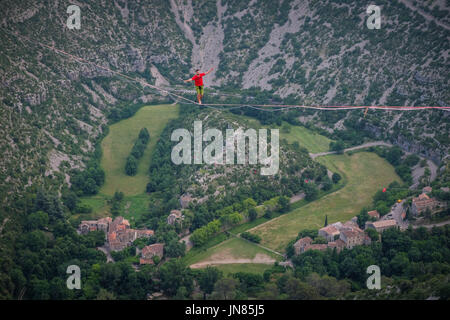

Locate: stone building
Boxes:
[293,237,312,255]
[366,219,397,233]
[411,193,439,216]
[140,243,164,265]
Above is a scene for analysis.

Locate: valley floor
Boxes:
[186,151,402,270]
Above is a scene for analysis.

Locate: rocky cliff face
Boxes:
[0,0,448,202]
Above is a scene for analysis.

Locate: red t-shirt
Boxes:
[192,73,206,86]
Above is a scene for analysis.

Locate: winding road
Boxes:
[309,141,393,159]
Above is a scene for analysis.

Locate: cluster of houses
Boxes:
[293,186,448,255]
[294,213,399,255]
[294,219,371,255]
[79,216,164,265]
[411,187,442,216]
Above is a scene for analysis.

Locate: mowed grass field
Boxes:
[278,121,333,153]
[249,152,402,252]
[185,237,282,269]
[100,104,179,196]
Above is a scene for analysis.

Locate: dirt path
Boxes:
[190,254,276,269]
[309,141,393,159]
[179,233,193,251]
[97,246,114,263]
[413,219,450,229]
[290,192,305,203]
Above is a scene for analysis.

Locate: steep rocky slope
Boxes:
[0,0,449,202]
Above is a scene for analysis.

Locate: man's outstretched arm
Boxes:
[205,67,214,75]
[183,78,193,83]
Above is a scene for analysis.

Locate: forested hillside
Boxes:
[0,0,449,301]
[0,0,449,204]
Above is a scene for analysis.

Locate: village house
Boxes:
[140,243,164,265]
[167,209,184,225]
[297,218,371,254]
[180,194,193,209]
[78,216,154,252]
[79,217,112,235]
[339,229,369,249]
[366,219,397,233]
[411,193,439,216]
[367,210,380,220]
[318,225,340,242]
[341,220,362,232]
[327,239,346,252]
[293,237,312,255]
[422,186,432,194]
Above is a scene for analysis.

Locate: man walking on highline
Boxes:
[184,68,213,104]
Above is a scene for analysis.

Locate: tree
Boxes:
[376,202,390,215]
[257,283,280,300]
[332,173,341,184]
[248,207,258,221]
[330,140,345,154]
[62,191,78,211]
[131,139,146,159]
[304,183,319,201]
[324,215,328,227]
[321,176,332,191]
[27,211,49,230]
[138,127,150,144]
[386,147,403,166]
[96,288,116,300]
[390,252,410,276]
[152,255,161,265]
[198,267,222,299]
[125,155,138,176]
[242,198,257,210]
[284,277,319,300]
[278,196,290,213]
[174,286,189,300]
[165,240,186,258]
[84,177,98,195]
[212,278,239,300]
[227,212,243,225]
[113,191,124,202]
[313,236,327,244]
[357,209,370,228]
[366,228,379,241]
[404,154,420,167]
[158,259,193,296]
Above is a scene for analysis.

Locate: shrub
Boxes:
[241,232,261,243]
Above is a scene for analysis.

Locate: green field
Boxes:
[100,104,179,196]
[233,117,333,154]
[278,121,333,153]
[213,263,274,275]
[78,104,179,221]
[249,152,402,252]
[185,237,282,269]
